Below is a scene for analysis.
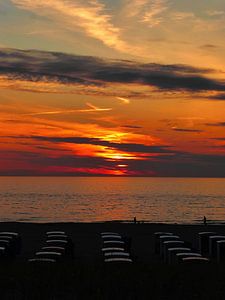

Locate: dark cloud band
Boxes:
[0,48,225,94]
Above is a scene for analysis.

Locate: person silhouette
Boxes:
[203,216,207,225]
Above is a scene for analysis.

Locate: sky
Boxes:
[0,0,225,177]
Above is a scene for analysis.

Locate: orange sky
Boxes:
[0,0,225,176]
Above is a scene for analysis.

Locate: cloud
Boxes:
[124,0,148,18]
[200,44,218,50]
[11,0,139,55]
[141,0,169,27]
[171,11,195,21]
[123,125,142,129]
[0,48,225,97]
[116,97,130,104]
[211,137,225,141]
[2,145,225,177]
[205,122,225,127]
[26,135,174,155]
[207,93,225,101]
[206,10,225,17]
[172,128,203,133]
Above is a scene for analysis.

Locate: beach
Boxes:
[0,222,225,299]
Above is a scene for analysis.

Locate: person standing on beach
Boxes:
[203,216,207,225]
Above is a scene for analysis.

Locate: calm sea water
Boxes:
[0,177,224,224]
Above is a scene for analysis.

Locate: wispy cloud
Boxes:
[171,11,195,21]
[24,103,112,116]
[142,0,169,27]
[116,97,130,104]
[124,0,148,18]
[206,10,225,17]
[11,0,139,55]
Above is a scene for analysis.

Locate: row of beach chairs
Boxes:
[100,232,133,264]
[154,232,209,264]
[28,231,74,263]
[198,231,225,262]
[0,232,21,258]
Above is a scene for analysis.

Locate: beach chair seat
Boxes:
[104,257,133,263]
[181,257,210,264]
[176,252,202,263]
[198,232,216,254]
[167,247,191,264]
[208,236,225,257]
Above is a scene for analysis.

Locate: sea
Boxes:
[0,177,224,224]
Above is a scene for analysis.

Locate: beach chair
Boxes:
[198,232,216,254]
[163,241,185,261]
[159,236,180,256]
[216,240,225,263]
[167,247,191,264]
[154,232,173,254]
[208,236,225,257]
[0,232,21,254]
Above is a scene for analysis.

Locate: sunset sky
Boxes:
[0,0,225,176]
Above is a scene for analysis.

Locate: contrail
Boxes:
[24,103,112,116]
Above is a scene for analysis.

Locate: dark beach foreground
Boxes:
[0,222,225,300]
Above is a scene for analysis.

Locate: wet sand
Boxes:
[0,222,225,299]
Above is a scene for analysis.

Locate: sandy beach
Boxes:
[0,222,225,299]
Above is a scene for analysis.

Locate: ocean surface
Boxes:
[0,177,224,224]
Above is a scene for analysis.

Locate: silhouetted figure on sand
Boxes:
[134,216,136,224]
[203,216,207,225]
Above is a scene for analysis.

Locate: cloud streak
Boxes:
[24,103,112,116]
[0,48,225,97]
[11,0,139,55]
